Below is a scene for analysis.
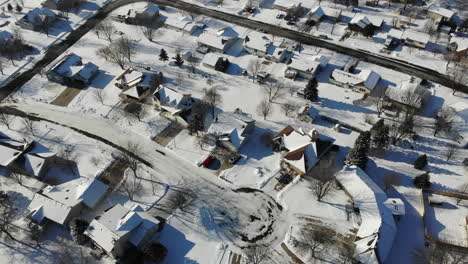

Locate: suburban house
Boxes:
[41,0,82,10]
[46,53,99,88]
[197,27,239,54]
[0,136,56,179]
[208,111,255,153]
[27,177,109,225]
[384,28,403,49]
[153,86,193,115]
[244,32,272,57]
[349,15,384,33]
[266,46,292,63]
[273,125,334,176]
[273,0,299,11]
[248,0,267,8]
[126,4,160,24]
[202,53,231,73]
[116,68,164,102]
[330,69,381,94]
[322,7,342,22]
[84,203,161,258]
[448,36,468,52]
[447,102,468,148]
[164,16,204,35]
[16,7,56,31]
[385,80,431,113]
[307,6,325,24]
[336,166,397,264]
[285,55,328,79]
[427,6,455,22]
[402,30,430,49]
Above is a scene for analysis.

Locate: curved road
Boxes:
[0,0,465,102]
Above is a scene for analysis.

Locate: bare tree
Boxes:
[243,244,271,264]
[55,237,96,264]
[203,86,222,118]
[375,88,388,117]
[247,58,264,82]
[37,15,55,37]
[94,89,106,105]
[257,99,272,120]
[434,106,456,136]
[116,142,142,180]
[194,133,216,150]
[294,227,332,260]
[383,173,400,191]
[175,72,185,87]
[95,20,114,42]
[0,192,17,242]
[139,22,156,42]
[263,81,285,103]
[23,117,37,136]
[116,36,136,62]
[281,103,296,117]
[26,220,43,248]
[308,162,336,201]
[97,44,128,70]
[119,171,142,201]
[166,189,197,214]
[0,110,12,129]
[414,244,468,264]
[448,67,465,96]
[337,243,356,264]
[388,114,414,145]
[445,143,459,162]
[6,166,25,186]
[90,156,100,168]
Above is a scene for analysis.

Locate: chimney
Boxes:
[308,129,319,142]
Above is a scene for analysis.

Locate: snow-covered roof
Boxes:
[84,204,160,253]
[208,111,255,149]
[28,193,72,225]
[385,81,429,108]
[384,198,405,216]
[331,69,381,90]
[449,36,468,52]
[276,125,334,174]
[0,144,22,167]
[322,7,341,18]
[336,166,396,264]
[42,177,108,209]
[142,4,159,16]
[75,62,99,80]
[297,105,319,119]
[350,15,384,29]
[310,6,325,18]
[387,28,403,39]
[165,16,192,30]
[274,0,298,9]
[24,7,56,23]
[428,6,455,19]
[198,28,238,51]
[244,32,272,53]
[50,53,82,77]
[22,141,55,177]
[202,53,222,67]
[402,30,430,45]
[287,58,321,73]
[154,86,191,114]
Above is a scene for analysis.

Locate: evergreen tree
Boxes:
[174,53,184,67]
[7,4,13,12]
[370,119,390,149]
[159,49,168,61]
[354,131,371,153]
[303,78,318,102]
[188,114,204,135]
[15,4,22,12]
[413,172,431,189]
[69,218,89,245]
[414,154,428,170]
[344,146,368,169]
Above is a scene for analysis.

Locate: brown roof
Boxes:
[283,144,308,161]
[274,125,295,139]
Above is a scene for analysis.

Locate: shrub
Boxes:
[413,172,431,189]
[414,154,428,170]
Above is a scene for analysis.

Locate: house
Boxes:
[396,16,411,29]
[448,36,468,52]
[208,111,255,152]
[153,86,193,115]
[202,53,230,73]
[349,15,384,31]
[116,68,164,102]
[385,81,431,113]
[27,177,108,225]
[164,16,204,35]
[296,105,319,123]
[0,136,56,179]
[16,7,56,31]
[197,27,239,54]
[384,198,405,221]
[450,102,468,148]
[244,32,272,57]
[266,46,291,63]
[402,30,430,49]
[336,166,397,264]
[84,203,161,258]
[384,28,403,49]
[427,6,455,22]
[322,7,342,22]
[46,53,99,88]
[307,6,325,24]
[273,125,334,175]
[41,0,82,10]
[285,55,328,80]
[330,69,381,94]
[126,4,159,24]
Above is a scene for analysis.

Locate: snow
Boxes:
[28,192,73,225]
